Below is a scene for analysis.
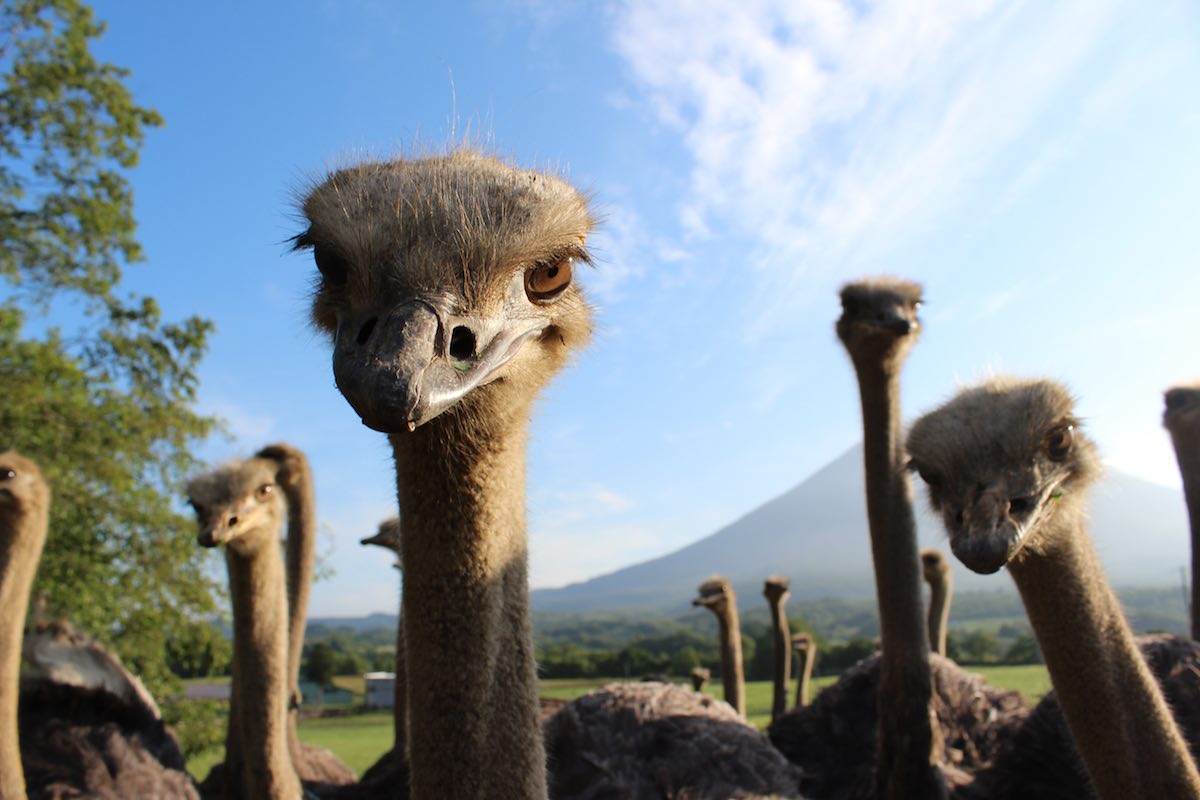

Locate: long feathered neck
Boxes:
[850,359,944,800]
[794,645,814,708]
[1166,425,1200,640]
[1008,511,1200,799]
[391,401,545,800]
[0,502,48,800]
[926,573,950,657]
[766,596,790,721]
[280,457,316,753]
[715,603,745,718]
[227,535,301,800]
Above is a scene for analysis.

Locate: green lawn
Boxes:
[186,665,1051,779]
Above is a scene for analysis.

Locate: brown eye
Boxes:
[1045,425,1073,461]
[256,484,274,500]
[0,468,14,480]
[313,244,348,286]
[907,460,940,489]
[525,258,573,302]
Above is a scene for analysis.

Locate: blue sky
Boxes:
[81,0,1200,616]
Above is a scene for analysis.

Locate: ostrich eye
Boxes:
[908,460,941,489]
[0,468,14,480]
[1045,424,1074,462]
[525,258,573,303]
[313,244,348,287]
[256,484,274,500]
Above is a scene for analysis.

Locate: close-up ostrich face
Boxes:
[187,459,285,553]
[835,278,923,355]
[294,153,595,434]
[906,377,1101,575]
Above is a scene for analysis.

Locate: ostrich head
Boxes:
[835,277,923,366]
[1164,383,1200,435]
[294,151,595,434]
[920,548,951,583]
[694,577,735,616]
[361,516,401,551]
[763,575,790,606]
[906,377,1101,575]
[791,632,814,653]
[0,452,47,524]
[186,458,286,553]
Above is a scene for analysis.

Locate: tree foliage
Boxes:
[0,0,218,700]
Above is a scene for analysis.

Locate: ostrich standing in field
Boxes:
[694,577,746,718]
[188,457,302,800]
[256,443,356,787]
[295,150,596,799]
[764,576,792,722]
[360,516,406,753]
[791,633,815,709]
[920,549,952,658]
[1,452,197,799]
[907,376,1200,799]
[1163,383,1200,640]
[835,277,946,799]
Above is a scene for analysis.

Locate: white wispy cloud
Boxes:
[609,0,1125,330]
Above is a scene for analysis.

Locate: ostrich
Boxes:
[963,632,1200,799]
[791,633,815,709]
[188,456,303,800]
[543,681,803,799]
[357,516,407,783]
[768,652,1026,799]
[763,576,792,722]
[693,577,746,718]
[294,150,596,799]
[1,453,197,799]
[691,666,711,693]
[0,452,46,799]
[255,443,356,787]
[906,375,1200,798]
[1163,382,1200,640]
[920,549,952,658]
[835,277,946,799]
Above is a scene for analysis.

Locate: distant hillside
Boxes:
[530,443,1191,615]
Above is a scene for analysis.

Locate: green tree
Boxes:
[305,642,338,706]
[1003,633,1042,665]
[951,630,1001,664]
[0,0,217,704]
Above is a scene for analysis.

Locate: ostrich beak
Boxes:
[333,296,547,433]
[197,522,234,548]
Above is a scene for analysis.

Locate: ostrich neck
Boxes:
[716,606,746,717]
[280,459,316,753]
[794,647,814,708]
[852,359,943,800]
[767,598,790,721]
[392,411,545,800]
[1167,427,1200,640]
[926,576,950,657]
[227,539,301,800]
[1009,518,1200,799]
[0,506,47,800]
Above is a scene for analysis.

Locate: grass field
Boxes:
[186,663,1050,779]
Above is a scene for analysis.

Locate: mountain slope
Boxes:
[531,444,1189,614]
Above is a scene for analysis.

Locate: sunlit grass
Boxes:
[185,664,1051,779]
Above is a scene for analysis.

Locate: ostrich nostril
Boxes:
[449,326,476,360]
[356,318,378,346]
